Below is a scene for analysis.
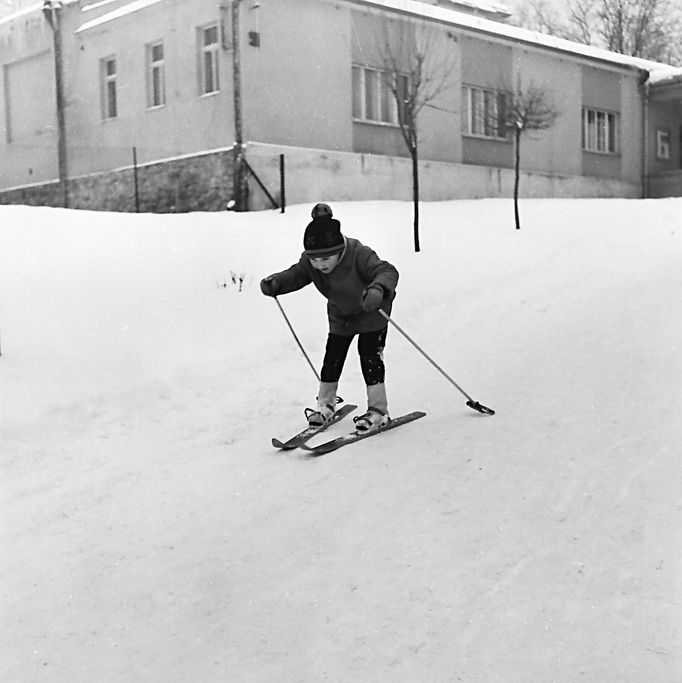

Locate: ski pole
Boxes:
[274,296,320,381]
[273,297,346,405]
[379,309,495,415]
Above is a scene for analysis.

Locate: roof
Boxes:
[648,67,682,87]
[350,0,678,75]
[76,0,165,32]
[70,0,679,80]
[433,0,510,18]
[0,1,41,28]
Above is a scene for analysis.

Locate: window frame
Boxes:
[198,24,220,96]
[352,64,407,127]
[100,55,118,120]
[146,40,166,109]
[656,129,671,160]
[582,106,620,155]
[461,84,508,141]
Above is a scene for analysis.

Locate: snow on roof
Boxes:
[435,0,510,17]
[648,67,682,87]
[71,0,678,80]
[81,0,125,14]
[0,1,42,28]
[76,0,166,32]
[351,0,678,75]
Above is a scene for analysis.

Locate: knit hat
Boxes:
[303,216,345,257]
[311,202,333,219]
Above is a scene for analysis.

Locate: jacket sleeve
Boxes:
[270,254,313,294]
[357,246,399,295]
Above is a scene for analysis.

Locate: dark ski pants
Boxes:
[320,327,388,386]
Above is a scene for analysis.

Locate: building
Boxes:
[1,0,681,211]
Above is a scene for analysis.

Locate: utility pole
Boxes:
[231,0,246,211]
[42,0,69,208]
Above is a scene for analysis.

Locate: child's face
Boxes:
[309,253,341,274]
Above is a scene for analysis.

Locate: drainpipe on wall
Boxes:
[641,70,650,199]
[42,0,69,208]
[231,0,246,211]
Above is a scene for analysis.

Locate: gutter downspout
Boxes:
[42,0,69,208]
[641,70,650,199]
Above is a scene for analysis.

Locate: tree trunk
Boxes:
[514,127,522,230]
[412,142,420,252]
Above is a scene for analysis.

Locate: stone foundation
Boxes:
[0,148,235,213]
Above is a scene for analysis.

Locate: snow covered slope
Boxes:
[1,199,681,681]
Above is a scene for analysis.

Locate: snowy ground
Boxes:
[1,198,681,682]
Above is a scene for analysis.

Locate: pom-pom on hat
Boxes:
[303,216,345,257]
[311,202,333,219]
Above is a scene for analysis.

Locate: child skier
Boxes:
[260,202,399,431]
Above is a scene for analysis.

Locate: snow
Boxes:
[0,1,42,27]
[649,66,682,86]
[1,198,681,681]
[75,0,166,33]
[436,0,510,17]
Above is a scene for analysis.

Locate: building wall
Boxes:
[243,0,354,152]
[0,146,235,211]
[245,142,640,210]
[348,7,460,163]
[648,92,682,176]
[581,64,622,179]
[619,74,643,186]
[511,47,583,177]
[1,0,664,205]
[68,0,234,176]
[648,170,682,197]
[0,8,58,187]
[460,34,513,167]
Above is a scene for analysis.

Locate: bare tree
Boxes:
[502,79,560,230]
[374,18,457,252]
[508,0,682,64]
[566,0,597,44]
[598,0,681,62]
[511,0,568,36]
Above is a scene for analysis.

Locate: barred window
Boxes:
[462,85,507,140]
[582,107,619,154]
[352,65,408,125]
[147,41,166,108]
[199,25,220,95]
[656,130,670,160]
[101,56,117,119]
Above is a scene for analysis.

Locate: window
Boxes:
[656,130,671,160]
[199,25,219,95]
[352,65,408,125]
[582,107,619,154]
[101,56,117,119]
[147,41,166,108]
[462,85,507,139]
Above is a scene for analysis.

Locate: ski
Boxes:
[301,411,426,456]
[272,404,357,450]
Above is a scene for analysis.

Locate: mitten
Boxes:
[260,276,280,297]
[361,284,384,312]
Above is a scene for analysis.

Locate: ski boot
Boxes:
[304,381,337,427]
[353,383,390,432]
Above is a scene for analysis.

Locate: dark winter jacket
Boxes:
[272,237,399,335]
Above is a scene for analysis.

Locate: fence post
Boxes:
[279,153,285,213]
[132,147,140,213]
